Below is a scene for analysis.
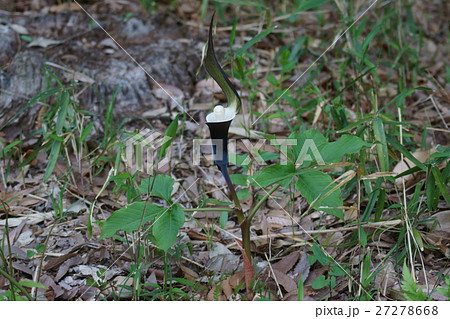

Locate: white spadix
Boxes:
[206,104,236,123]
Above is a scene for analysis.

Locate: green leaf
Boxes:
[362,23,382,52]
[152,204,185,251]
[373,117,389,171]
[431,166,450,204]
[401,260,429,301]
[311,244,330,266]
[297,0,330,11]
[0,140,21,158]
[230,174,248,186]
[426,171,438,211]
[289,130,327,163]
[259,151,279,162]
[139,174,174,202]
[159,114,179,158]
[329,264,346,276]
[297,275,304,301]
[295,170,344,219]
[44,140,62,182]
[19,281,48,289]
[386,135,427,171]
[237,188,251,200]
[56,91,69,135]
[252,162,295,188]
[219,211,228,229]
[359,226,367,247]
[0,87,61,130]
[412,228,424,251]
[361,252,371,287]
[312,275,329,290]
[319,134,370,163]
[100,202,164,239]
[266,74,279,86]
[80,122,95,142]
[337,114,375,133]
[235,26,276,57]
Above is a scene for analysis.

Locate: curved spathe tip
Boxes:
[204,13,241,123]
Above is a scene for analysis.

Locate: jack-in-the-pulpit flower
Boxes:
[204,15,255,295]
[204,13,241,170]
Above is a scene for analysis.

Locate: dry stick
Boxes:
[397,107,430,292]
[225,220,403,249]
[32,219,60,298]
[264,252,283,299]
[2,204,16,300]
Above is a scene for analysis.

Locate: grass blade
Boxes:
[373,117,389,172]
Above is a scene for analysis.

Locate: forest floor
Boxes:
[0,0,449,301]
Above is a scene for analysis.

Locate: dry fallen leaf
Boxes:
[272,268,297,293]
[424,210,450,231]
[393,149,435,187]
[28,37,62,48]
[272,251,301,274]
[9,23,28,34]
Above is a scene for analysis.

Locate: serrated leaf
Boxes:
[401,260,428,301]
[152,204,185,251]
[100,202,164,239]
[295,170,343,219]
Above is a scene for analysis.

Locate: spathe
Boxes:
[204,13,241,169]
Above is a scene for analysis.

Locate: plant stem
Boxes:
[218,163,245,223]
[248,184,280,222]
[0,267,33,300]
[240,219,252,264]
[183,207,235,212]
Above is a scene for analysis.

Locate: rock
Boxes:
[0,11,202,136]
[0,24,18,66]
[120,17,154,39]
[85,38,200,118]
[0,50,46,130]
